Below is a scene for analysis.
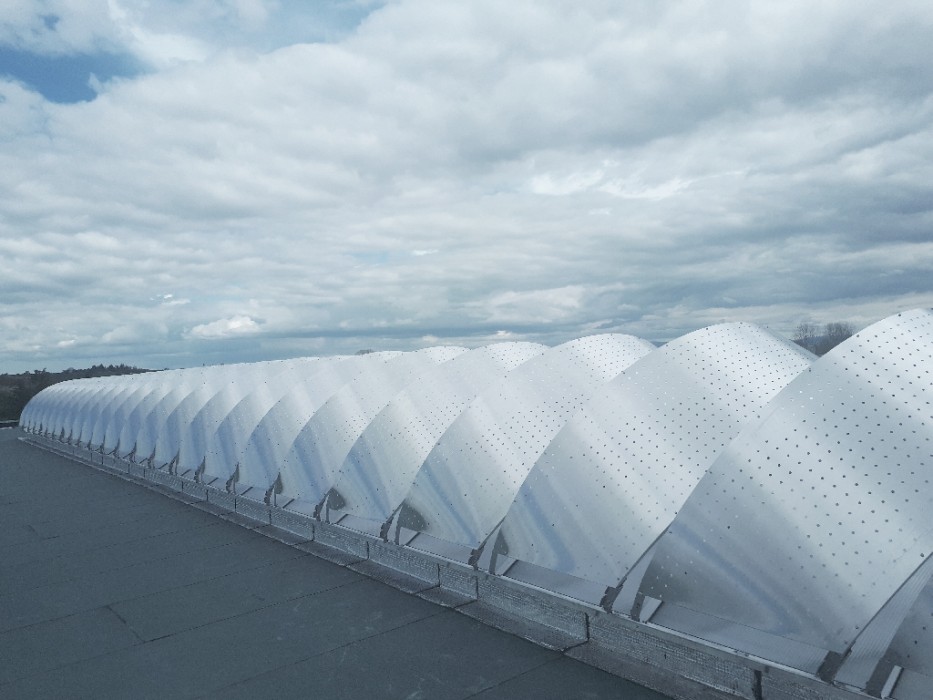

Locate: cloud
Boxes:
[187,315,261,339]
[0,1,122,55]
[1,0,932,373]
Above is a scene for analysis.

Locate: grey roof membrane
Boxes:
[0,427,671,700]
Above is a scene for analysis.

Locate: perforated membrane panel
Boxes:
[98,372,183,455]
[496,323,813,590]
[174,360,302,475]
[73,377,131,449]
[21,379,72,435]
[145,365,235,467]
[638,309,933,656]
[234,353,400,496]
[117,369,202,460]
[57,378,113,443]
[888,578,933,681]
[88,380,148,453]
[327,342,547,527]
[398,334,655,552]
[198,358,322,486]
[130,369,214,462]
[21,379,79,435]
[276,347,467,511]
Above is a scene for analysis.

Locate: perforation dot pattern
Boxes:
[400,334,655,548]
[277,346,466,505]
[331,342,547,522]
[499,322,813,587]
[639,309,933,653]
[229,353,397,491]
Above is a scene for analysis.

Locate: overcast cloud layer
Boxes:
[2,0,932,372]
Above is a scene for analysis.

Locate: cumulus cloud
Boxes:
[187,315,261,339]
[0,0,122,55]
[1,0,932,372]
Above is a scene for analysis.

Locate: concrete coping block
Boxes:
[182,480,209,501]
[146,469,185,492]
[106,457,131,474]
[369,540,440,585]
[567,643,740,700]
[648,601,825,675]
[589,611,753,666]
[235,496,271,525]
[760,663,877,700]
[206,487,236,512]
[587,611,758,699]
[314,521,371,559]
[476,573,590,642]
[439,563,479,601]
[270,508,314,540]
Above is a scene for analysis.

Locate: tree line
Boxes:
[0,364,151,422]
[792,321,855,356]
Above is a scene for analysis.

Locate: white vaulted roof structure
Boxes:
[395,333,655,560]
[636,309,933,687]
[233,352,402,499]
[494,322,814,603]
[199,357,324,487]
[327,341,548,536]
[276,346,468,515]
[18,310,933,700]
[151,363,250,470]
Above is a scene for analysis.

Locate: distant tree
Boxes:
[816,322,855,356]
[792,322,820,354]
[355,349,375,355]
[793,321,855,356]
[0,364,150,421]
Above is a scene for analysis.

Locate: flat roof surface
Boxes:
[0,427,670,699]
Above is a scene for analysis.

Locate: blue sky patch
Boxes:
[0,48,143,103]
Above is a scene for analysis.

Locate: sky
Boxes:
[1,0,932,373]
